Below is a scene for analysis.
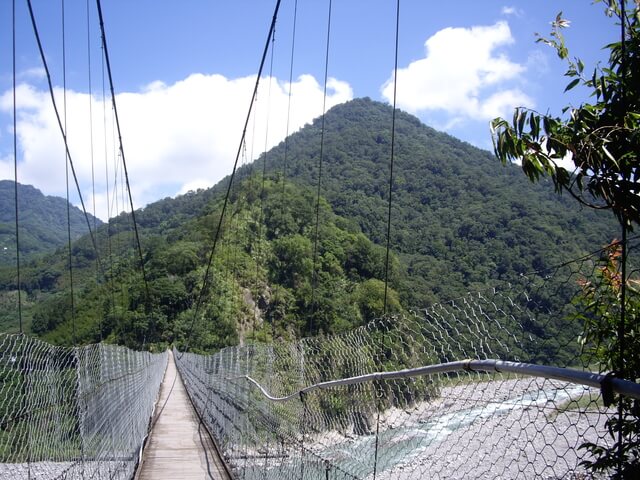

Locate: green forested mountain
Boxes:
[0,178,401,348]
[0,99,620,354]
[0,180,102,266]
[237,98,618,306]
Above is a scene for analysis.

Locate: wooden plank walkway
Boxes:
[136,351,231,480]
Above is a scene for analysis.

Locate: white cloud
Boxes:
[0,72,352,220]
[510,138,575,171]
[17,67,46,81]
[381,21,533,125]
[480,89,530,119]
[526,49,550,75]
[501,6,523,17]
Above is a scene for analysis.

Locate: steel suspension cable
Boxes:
[85,0,98,240]
[253,31,277,333]
[101,40,116,333]
[374,2,400,478]
[228,140,247,327]
[12,0,23,334]
[244,90,259,329]
[272,0,299,332]
[383,0,401,315]
[310,0,333,335]
[182,0,283,353]
[85,0,102,341]
[110,116,120,219]
[280,0,298,212]
[95,0,152,319]
[245,101,259,329]
[61,0,77,345]
[238,70,260,331]
[25,0,105,282]
[617,0,628,475]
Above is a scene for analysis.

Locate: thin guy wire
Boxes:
[300,392,307,480]
[85,0,102,341]
[183,0,282,353]
[382,0,400,316]
[12,0,23,333]
[25,0,104,279]
[280,0,298,207]
[61,0,77,345]
[182,0,284,452]
[374,3,400,477]
[101,40,116,334]
[246,87,258,328]
[617,1,627,475]
[310,0,333,334]
[273,0,298,331]
[253,31,277,333]
[245,111,258,325]
[229,141,245,335]
[96,0,152,321]
[86,0,97,235]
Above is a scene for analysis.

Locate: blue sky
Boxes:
[0,1,618,220]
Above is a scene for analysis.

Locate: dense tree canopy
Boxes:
[0,96,621,362]
[0,180,102,265]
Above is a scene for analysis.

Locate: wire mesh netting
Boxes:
[0,334,167,479]
[176,240,640,479]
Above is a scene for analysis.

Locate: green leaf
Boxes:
[601,144,618,167]
[517,110,527,134]
[529,114,540,137]
[564,78,581,92]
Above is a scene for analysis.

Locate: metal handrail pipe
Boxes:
[240,359,640,403]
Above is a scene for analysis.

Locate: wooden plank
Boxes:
[136,351,231,480]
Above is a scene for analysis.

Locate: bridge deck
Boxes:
[136,351,231,480]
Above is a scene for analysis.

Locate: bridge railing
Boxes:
[177,321,634,479]
[0,334,167,480]
[175,240,640,479]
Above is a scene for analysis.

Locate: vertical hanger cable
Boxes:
[12,0,23,334]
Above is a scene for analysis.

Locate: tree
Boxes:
[491,2,639,476]
[354,278,402,323]
[491,1,639,228]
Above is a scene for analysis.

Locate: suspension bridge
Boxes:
[3,254,640,479]
[2,0,640,478]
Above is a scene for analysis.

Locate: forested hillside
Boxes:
[0,179,401,349]
[0,180,102,266]
[0,99,619,354]
[237,98,618,305]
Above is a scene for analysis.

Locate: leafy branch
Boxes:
[491,1,640,228]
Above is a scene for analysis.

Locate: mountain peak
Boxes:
[0,180,102,264]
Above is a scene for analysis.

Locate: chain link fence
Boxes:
[176,239,640,479]
[0,334,167,479]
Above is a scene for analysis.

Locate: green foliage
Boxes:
[491,2,640,228]
[238,97,617,310]
[492,3,640,475]
[269,234,313,288]
[576,244,640,478]
[354,279,402,322]
[0,180,102,266]
[6,175,402,351]
[1,95,621,365]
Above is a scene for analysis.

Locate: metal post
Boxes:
[299,391,307,480]
[618,221,628,477]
